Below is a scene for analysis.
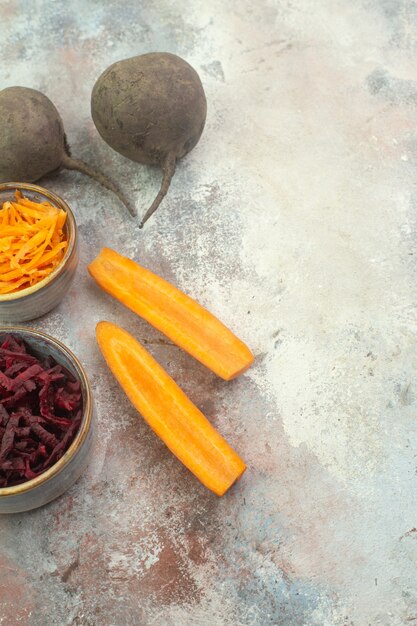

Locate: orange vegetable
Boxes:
[96,321,246,496]
[89,248,254,380]
[0,190,68,294]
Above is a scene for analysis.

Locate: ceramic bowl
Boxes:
[0,182,79,323]
[0,327,94,514]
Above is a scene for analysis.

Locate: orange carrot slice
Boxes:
[96,321,246,495]
[89,248,254,380]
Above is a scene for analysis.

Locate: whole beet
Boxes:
[91,52,207,226]
[0,86,136,216]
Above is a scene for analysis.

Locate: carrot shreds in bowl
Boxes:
[0,190,68,294]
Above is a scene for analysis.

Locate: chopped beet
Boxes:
[0,404,9,426]
[9,364,44,391]
[4,361,27,377]
[2,385,31,408]
[0,348,36,362]
[1,457,25,471]
[0,335,83,487]
[0,370,12,391]
[54,388,82,412]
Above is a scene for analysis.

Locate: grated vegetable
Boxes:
[0,190,68,294]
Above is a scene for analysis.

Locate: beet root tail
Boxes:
[62,153,137,218]
[139,153,176,228]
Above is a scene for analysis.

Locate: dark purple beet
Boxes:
[91,52,207,227]
[0,86,136,217]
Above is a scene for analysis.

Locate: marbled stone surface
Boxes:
[1,1,417,624]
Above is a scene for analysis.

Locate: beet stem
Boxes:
[139,153,176,228]
[61,154,137,217]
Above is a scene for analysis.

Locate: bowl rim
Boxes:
[0,182,77,302]
[0,326,92,497]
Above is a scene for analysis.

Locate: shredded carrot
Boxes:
[0,191,68,294]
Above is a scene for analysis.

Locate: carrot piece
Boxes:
[0,276,29,294]
[0,267,24,281]
[0,191,68,294]
[33,241,67,269]
[88,248,254,380]
[12,226,50,262]
[96,321,246,495]
[55,209,67,231]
